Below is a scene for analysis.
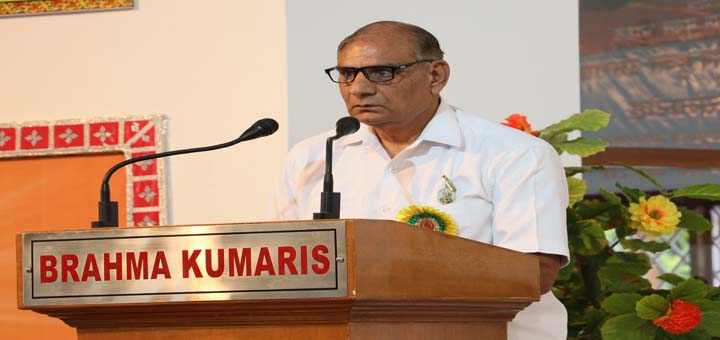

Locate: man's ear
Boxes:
[429,60,450,95]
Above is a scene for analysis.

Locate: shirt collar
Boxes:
[336,98,463,149]
[416,99,463,148]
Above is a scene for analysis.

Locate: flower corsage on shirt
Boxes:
[396,205,458,236]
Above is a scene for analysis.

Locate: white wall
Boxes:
[287,0,581,166]
[0,0,580,226]
[0,1,288,225]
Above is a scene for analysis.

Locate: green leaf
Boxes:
[599,188,622,205]
[565,165,605,177]
[657,273,686,286]
[619,163,664,193]
[615,221,631,240]
[584,306,608,336]
[575,199,615,219]
[672,183,720,201]
[616,183,643,203]
[677,208,712,232]
[669,278,707,302]
[620,239,671,253]
[602,293,643,315]
[687,328,712,340]
[636,294,669,320]
[572,220,608,256]
[699,311,720,337]
[600,253,652,278]
[657,327,712,340]
[600,314,655,340]
[556,137,609,157]
[541,109,611,136]
[568,177,587,206]
[696,299,720,312]
[544,132,569,152]
[599,253,652,292]
[707,287,720,299]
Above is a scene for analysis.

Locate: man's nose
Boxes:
[348,71,376,96]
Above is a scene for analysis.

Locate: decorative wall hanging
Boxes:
[579,0,720,193]
[0,0,133,17]
[0,115,167,227]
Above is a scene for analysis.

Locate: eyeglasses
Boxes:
[324,59,434,83]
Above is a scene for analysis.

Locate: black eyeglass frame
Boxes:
[324,59,435,83]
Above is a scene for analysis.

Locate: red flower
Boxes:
[501,114,540,136]
[653,299,702,335]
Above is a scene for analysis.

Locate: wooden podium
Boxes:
[17,219,540,340]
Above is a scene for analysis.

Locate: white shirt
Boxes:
[273,100,570,340]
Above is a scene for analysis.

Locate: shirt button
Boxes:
[390,167,399,174]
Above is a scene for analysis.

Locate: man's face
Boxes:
[336,35,436,131]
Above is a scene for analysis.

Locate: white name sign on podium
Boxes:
[19,221,348,306]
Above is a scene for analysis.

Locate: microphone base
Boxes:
[91,201,119,228]
[313,192,340,220]
[312,212,337,219]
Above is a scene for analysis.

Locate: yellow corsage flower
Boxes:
[628,195,682,236]
[396,205,458,235]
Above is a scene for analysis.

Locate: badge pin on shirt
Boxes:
[437,175,457,205]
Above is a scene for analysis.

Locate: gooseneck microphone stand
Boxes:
[91,118,279,228]
[313,116,360,220]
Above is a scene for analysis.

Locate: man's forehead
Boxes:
[337,36,415,64]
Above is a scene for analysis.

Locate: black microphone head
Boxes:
[255,118,279,137]
[240,118,279,140]
[335,116,360,138]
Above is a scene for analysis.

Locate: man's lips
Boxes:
[352,104,382,110]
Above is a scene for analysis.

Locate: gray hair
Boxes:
[337,21,445,60]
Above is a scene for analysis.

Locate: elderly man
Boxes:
[274,21,569,340]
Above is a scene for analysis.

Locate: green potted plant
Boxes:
[502,111,720,339]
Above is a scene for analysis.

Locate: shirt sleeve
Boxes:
[491,143,570,266]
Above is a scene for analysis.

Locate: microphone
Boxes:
[91,118,279,228]
[313,116,360,220]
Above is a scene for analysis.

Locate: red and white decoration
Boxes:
[0,115,167,227]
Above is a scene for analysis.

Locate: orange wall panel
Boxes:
[0,153,127,339]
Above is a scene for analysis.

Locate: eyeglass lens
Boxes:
[331,66,395,83]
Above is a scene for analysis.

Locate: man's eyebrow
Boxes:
[337,64,394,68]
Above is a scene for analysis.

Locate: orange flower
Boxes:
[502,114,540,136]
[628,195,681,236]
[653,299,701,335]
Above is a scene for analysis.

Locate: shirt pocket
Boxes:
[424,181,494,243]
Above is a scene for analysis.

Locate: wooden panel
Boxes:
[349,220,540,302]
[349,322,505,340]
[23,298,525,329]
[583,147,720,168]
[30,299,355,329]
[77,323,503,340]
[2,153,127,340]
[78,325,349,340]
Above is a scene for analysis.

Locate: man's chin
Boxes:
[349,111,386,126]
